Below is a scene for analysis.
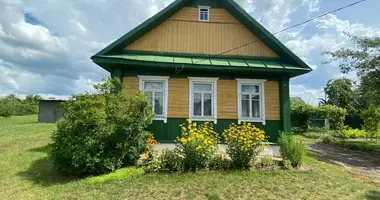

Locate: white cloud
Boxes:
[246,0,319,32]
[308,0,320,12]
[290,84,324,106]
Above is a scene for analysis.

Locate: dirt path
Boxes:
[307,143,380,184]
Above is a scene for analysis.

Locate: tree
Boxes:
[324,78,356,114]
[324,33,380,106]
[25,95,41,104]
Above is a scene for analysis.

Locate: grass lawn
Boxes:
[1,116,380,200]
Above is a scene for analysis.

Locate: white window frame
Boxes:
[138,76,169,123]
[237,79,267,125]
[198,6,210,22]
[189,77,218,124]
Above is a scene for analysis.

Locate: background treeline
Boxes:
[0,94,41,117]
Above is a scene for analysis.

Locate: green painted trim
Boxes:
[92,57,310,77]
[280,76,291,133]
[91,0,313,75]
[148,118,283,143]
[122,68,282,81]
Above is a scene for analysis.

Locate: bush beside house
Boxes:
[49,78,155,175]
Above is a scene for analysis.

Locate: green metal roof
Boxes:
[97,53,310,71]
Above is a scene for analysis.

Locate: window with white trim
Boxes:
[198,6,210,21]
[237,79,266,125]
[189,77,218,123]
[139,76,169,123]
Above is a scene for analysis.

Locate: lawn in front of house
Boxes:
[1,115,380,200]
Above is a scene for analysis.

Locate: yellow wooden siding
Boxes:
[125,8,278,57]
[169,7,239,24]
[265,81,281,120]
[121,77,280,120]
[122,77,139,93]
[218,80,238,119]
[168,78,189,118]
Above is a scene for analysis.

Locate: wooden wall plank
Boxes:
[121,76,280,121]
[265,81,280,120]
[125,8,278,58]
[168,78,189,118]
[122,77,139,93]
[218,80,238,119]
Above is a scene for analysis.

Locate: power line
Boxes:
[192,0,367,64]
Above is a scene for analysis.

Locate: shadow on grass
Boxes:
[365,190,380,200]
[17,157,80,187]
[307,143,380,168]
[29,145,50,153]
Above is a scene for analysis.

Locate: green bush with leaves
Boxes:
[0,94,40,117]
[291,103,316,132]
[361,105,380,139]
[208,154,231,171]
[278,133,306,168]
[320,105,347,131]
[159,149,183,173]
[316,134,336,144]
[342,128,366,139]
[49,78,154,175]
[0,100,15,118]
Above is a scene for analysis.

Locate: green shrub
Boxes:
[278,133,306,168]
[49,78,154,175]
[208,154,231,171]
[159,149,183,173]
[291,103,316,132]
[0,94,39,117]
[302,132,323,139]
[87,167,144,184]
[0,100,14,118]
[223,122,267,170]
[256,156,278,170]
[320,105,347,131]
[176,122,220,171]
[361,105,380,139]
[282,159,293,170]
[316,134,336,144]
[342,129,366,139]
[139,152,162,173]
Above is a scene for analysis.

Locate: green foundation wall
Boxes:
[148,119,282,143]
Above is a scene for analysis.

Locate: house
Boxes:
[91,0,312,142]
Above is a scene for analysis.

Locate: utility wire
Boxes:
[192,0,367,65]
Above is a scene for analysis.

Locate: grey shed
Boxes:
[38,100,65,123]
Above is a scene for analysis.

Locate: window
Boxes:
[237,79,266,125]
[139,76,169,123]
[189,77,218,123]
[198,6,210,21]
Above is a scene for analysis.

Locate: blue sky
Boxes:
[0,0,379,104]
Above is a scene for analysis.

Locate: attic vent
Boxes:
[198,6,210,22]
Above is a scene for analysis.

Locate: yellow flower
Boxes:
[196,145,201,151]
[143,153,149,159]
[192,122,197,127]
[202,154,206,157]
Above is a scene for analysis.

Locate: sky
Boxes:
[1,0,380,104]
